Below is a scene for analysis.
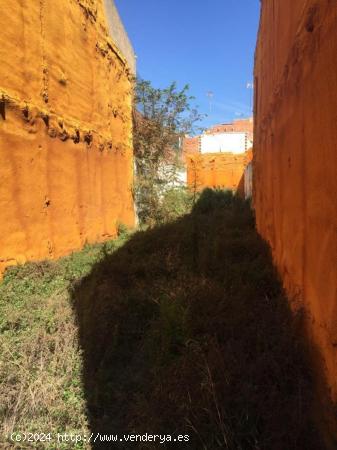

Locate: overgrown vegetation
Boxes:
[133,79,203,226]
[73,190,322,449]
[150,186,195,225]
[0,237,129,449]
[0,191,323,449]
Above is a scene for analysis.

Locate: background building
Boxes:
[184,118,253,195]
[183,117,253,158]
[200,131,251,154]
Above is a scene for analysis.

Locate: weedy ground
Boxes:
[0,190,324,449]
[0,234,129,449]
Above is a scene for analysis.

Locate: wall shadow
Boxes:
[236,171,245,198]
[70,190,325,449]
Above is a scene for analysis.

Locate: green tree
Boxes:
[133,79,203,225]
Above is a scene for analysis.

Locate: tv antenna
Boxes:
[206,91,214,112]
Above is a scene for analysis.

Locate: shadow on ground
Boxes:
[70,190,324,449]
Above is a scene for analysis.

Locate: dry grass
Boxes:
[0,240,128,449]
[0,289,87,443]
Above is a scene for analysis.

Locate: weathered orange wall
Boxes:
[0,0,135,275]
[187,152,251,193]
[254,0,337,405]
[182,136,200,162]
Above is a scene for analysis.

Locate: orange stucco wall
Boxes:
[182,136,200,162]
[0,0,135,275]
[254,0,337,404]
[187,151,252,194]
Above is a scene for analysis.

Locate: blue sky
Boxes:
[115,0,260,128]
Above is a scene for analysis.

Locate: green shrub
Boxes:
[156,187,194,224]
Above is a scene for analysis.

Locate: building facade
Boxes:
[200,132,251,154]
[184,118,253,195]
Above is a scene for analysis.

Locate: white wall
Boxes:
[201,132,250,154]
[157,164,187,187]
[244,162,253,199]
[176,169,187,186]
